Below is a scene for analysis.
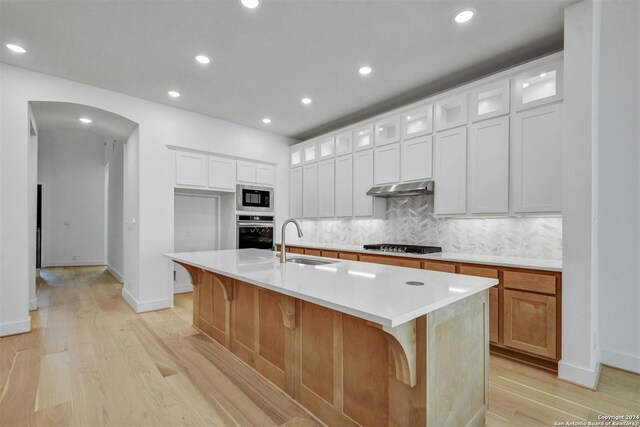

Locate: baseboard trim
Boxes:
[121,288,173,313]
[558,359,602,389]
[0,318,31,337]
[173,283,193,294]
[45,260,106,267]
[602,349,640,374]
[107,265,124,283]
[29,298,38,311]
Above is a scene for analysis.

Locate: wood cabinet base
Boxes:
[179,264,490,427]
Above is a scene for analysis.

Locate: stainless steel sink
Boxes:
[286,257,339,266]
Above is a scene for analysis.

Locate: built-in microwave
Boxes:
[236,184,274,212]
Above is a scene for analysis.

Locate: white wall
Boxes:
[28,109,38,311]
[597,0,640,374]
[0,64,295,334]
[37,128,107,266]
[122,128,141,308]
[106,139,124,281]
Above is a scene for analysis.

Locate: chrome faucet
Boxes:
[280,219,303,263]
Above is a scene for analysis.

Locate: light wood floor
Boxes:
[0,267,638,426]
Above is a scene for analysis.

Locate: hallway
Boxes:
[0,267,638,426]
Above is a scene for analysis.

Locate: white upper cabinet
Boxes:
[303,142,318,164]
[335,155,353,217]
[208,156,236,190]
[353,150,375,216]
[256,164,275,185]
[374,143,400,185]
[401,135,433,182]
[176,152,208,187]
[512,103,563,213]
[319,137,335,159]
[236,161,257,183]
[317,159,335,218]
[434,127,467,215]
[470,80,510,122]
[468,116,509,214]
[435,93,468,132]
[335,131,353,156]
[289,167,303,218]
[401,105,433,139]
[354,124,374,151]
[290,146,302,167]
[374,116,401,146]
[303,163,318,218]
[513,60,563,111]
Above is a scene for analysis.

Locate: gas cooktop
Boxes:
[363,244,442,254]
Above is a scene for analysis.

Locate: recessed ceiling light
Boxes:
[523,82,530,88]
[454,8,475,23]
[79,117,92,124]
[540,72,547,78]
[195,55,210,64]
[262,118,271,124]
[241,0,260,9]
[168,90,180,98]
[359,66,372,75]
[301,98,312,105]
[5,43,26,53]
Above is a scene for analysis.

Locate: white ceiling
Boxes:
[30,102,138,141]
[1,0,572,139]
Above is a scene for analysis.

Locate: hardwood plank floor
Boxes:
[0,266,638,426]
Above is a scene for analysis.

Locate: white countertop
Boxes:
[277,242,562,272]
[166,249,498,328]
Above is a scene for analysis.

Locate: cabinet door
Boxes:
[354,124,374,151]
[434,127,467,215]
[513,61,563,111]
[289,167,303,218]
[256,164,275,185]
[374,116,401,146]
[401,135,432,182]
[353,150,375,216]
[402,105,433,139]
[504,290,557,359]
[335,155,353,217]
[470,80,510,122]
[435,94,468,132]
[489,287,499,344]
[303,142,318,164]
[176,151,207,187]
[290,146,302,167]
[335,131,353,156]
[512,103,563,213]
[317,159,335,218]
[303,163,318,218]
[469,116,509,214]
[208,156,236,190]
[236,161,257,183]
[374,143,400,185]
[319,137,335,159]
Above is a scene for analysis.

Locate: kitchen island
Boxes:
[166,249,498,427]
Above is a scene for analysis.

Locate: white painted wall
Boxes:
[28,109,38,311]
[0,64,294,334]
[37,128,107,266]
[106,139,124,282]
[597,0,640,374]
[122,128,141,308]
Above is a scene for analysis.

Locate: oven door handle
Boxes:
[237,223,274,228]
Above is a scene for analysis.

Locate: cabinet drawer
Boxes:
[304,249,322,257]
[288,247,305,254]
[504,271,556,295]
[321,250,339,259]
[359,255,421,269]
[339,252,359,261]
[422,261,456,273]
[459,265,498,279]
[504,290,557,359]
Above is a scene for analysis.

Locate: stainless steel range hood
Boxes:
[366,180,434,198]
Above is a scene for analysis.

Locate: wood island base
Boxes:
[177,263,490,427]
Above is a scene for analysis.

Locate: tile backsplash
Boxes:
[287,195,562,260]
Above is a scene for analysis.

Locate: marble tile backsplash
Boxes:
[287,195,563,260]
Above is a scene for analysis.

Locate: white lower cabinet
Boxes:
[176,152,208,187]
[289,167,303,218]
[512,103,563,213]
[401,135,433,182]
[469,117,509,214]
[434,127,467,215]
[317,159,335,218]
[353,150,375,216]
[335,155,353,217]
[303,163,318,218]
[374,143,400,185]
